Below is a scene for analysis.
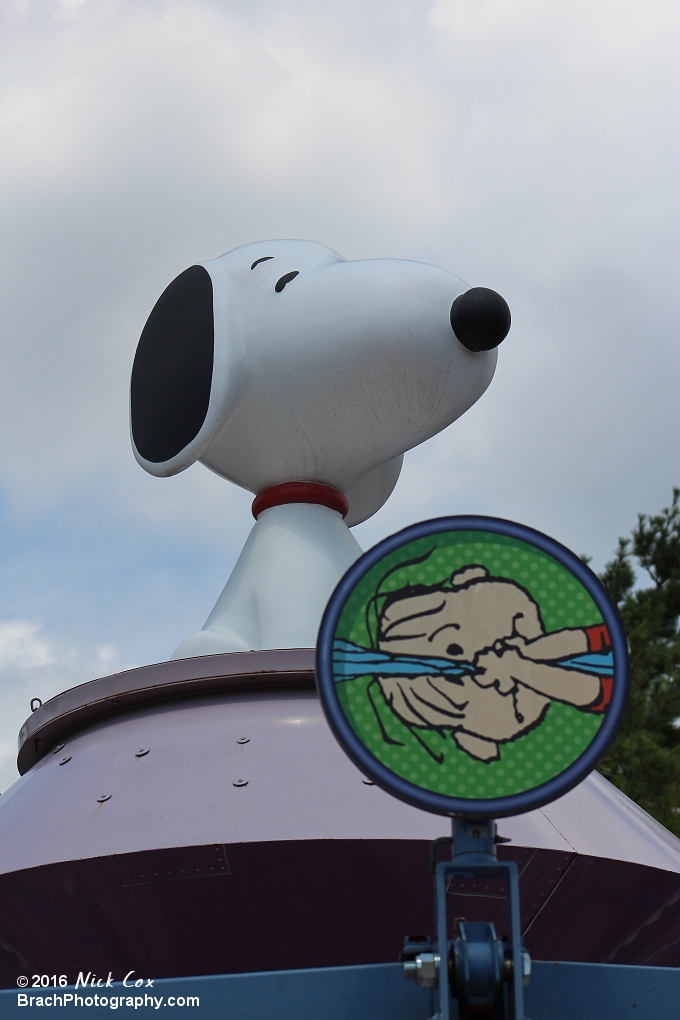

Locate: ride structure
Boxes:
[314,511,634,1018]
[0,240,678,1017]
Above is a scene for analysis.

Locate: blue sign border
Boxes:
[316,516,630,818]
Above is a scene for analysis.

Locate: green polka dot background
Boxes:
[325,527,617,802]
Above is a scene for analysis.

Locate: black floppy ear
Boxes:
[131,265,214,472]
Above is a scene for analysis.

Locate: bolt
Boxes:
[503,951,531,985]
[58,756,71,766]
[135,748,150,757]
[403,952,439,987]
[233,779,248,787]
[236,737,249,745]
[52,744,65,755]
[97,793,112,803]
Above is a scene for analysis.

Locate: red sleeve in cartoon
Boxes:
[584,623,612,711]
[589,677,613,712]
[585,623,611,653]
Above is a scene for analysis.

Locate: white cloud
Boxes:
[0,619,130,793]
[0,620,55,671]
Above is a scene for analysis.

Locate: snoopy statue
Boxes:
[130,239,511,658]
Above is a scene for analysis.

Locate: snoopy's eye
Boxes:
[251,257,274,270]
[446,643,464,657]
[275,271,299,293]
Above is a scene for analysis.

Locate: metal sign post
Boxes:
[316,515,630,1020]
[404,817,527,1019]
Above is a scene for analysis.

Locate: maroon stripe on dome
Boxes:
[0,843,676,985]
[252,482,349,520]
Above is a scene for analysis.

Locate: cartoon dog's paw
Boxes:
[474,647,524,694]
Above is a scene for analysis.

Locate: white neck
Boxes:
[171,502,362,658]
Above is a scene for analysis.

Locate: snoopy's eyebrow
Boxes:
[275,271,299,293]
[251,257,274,270]
[427,622,461,643]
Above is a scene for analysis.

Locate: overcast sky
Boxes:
[0,0,677,791]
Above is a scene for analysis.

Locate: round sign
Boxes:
[316,516,629,817]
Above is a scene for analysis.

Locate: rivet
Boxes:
[362,780,375,786]
[97,793,112,803]
[233,779,248,787]
[236,737,249,745]
[135,748,150,757]
[52,744,65,755]
[58,756,71,766]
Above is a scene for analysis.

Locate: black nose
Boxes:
[450,287,511,352]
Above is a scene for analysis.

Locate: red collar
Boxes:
[252,481,349,520]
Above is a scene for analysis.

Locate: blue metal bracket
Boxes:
[404,817,527,1019]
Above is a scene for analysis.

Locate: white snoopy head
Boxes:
[130,239,510,526]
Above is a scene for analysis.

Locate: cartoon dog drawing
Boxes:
[130,240,511,657]
[374,564,611,761]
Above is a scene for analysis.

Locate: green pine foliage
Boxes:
[597,489,680,835]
